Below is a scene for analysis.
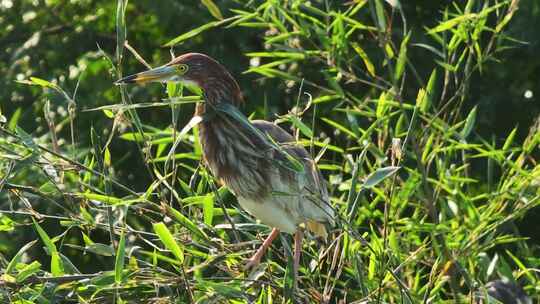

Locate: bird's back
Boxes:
[198,107,334,236]
[248,120,335,236]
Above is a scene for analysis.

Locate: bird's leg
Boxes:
[245,228,280,270]
[293,228,304,287]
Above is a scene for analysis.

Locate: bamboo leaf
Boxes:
[201,0,223,20]
[153,222,184,264]
[6,240,38,275]
[376,92,389,118]
[394,31,411,82]
[78,192,140,205]
[164,21,221,47]
[32,218,64,276]
[202,195,214,226]
[84,98,202,112]
[312,95,342,104]
[351,42,376,77]
[115,0,128,61]
[321,117,359,139]
[374,0,386,31]
[164,16,240,47]
[166,206,209,241]
[245,52,306,60]
[460,106,477,140]
[15,261,41,282]
[114,230,126,284]
[416,88,427,113]
[164,114,203,171]
[363,166,400,188]
[286,114,313,138]
[424,68,438,112]
[502,127,517,151]
[428,14,477,34]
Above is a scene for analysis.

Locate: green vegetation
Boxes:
[0,0,538,302]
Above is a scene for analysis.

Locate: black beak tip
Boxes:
[114,74,137,85]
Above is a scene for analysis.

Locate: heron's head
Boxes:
[116,52,243,104]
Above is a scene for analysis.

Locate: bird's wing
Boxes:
[251,120,335,234]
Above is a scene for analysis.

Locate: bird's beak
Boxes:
[115,65,177,85]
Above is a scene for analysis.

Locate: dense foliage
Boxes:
[0,0,538,303]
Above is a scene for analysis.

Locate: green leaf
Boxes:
[86,243,115,256]
[115,0,128,61]
[15,261,42,283]
[201,0,223,20]
[202,195,214,226]
[312,95,342,104]
[244,51,306,60]
[103,109,114,118]
[84,98,202,112]
[374,0,386,31]
[8,108,22,131]
[286,115,313,138]
[351,42,375,77]
[32,218,64,276]
[460,106,477,140]
[502,127,517,151]
[164,20,221,47]
[166,206,209,241]
[0,214,15,232]
[78,192,135,205]
[394,31,411,82]
[6,240,38,275]
[321,117,359,139]
[363,166,400,188]
[415,88,427,113]
[424,68,438,112]
[120,132,150,142]
[153,222,184,264]
[376,91,389,118]
[104,147,111,167]
[28,77,60,90]
[114,230,126,284]
[505,249,536,284]
[428,13,477,34]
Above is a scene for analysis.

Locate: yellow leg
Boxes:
[245,228,280,270]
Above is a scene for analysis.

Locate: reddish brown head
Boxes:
[116,53,243,105]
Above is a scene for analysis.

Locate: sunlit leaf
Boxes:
[166,206,209,241]
[201,0,223,20]
[153,222,184,264]
[428,14,477,34]
[460,106,477,140]
[363,166,400,188]
[351,42,376,77]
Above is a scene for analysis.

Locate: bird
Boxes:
[481,279,532,304]
[115,52,335,278]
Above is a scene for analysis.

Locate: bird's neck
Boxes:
[199,74,243,106]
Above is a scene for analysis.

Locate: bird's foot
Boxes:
[244,254,262,271]
[244,228,280,271]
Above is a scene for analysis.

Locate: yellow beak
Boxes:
[115,65,177,85]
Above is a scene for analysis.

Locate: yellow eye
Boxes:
[176,64,188,74]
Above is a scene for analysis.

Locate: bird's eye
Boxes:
[176,64,188,74]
